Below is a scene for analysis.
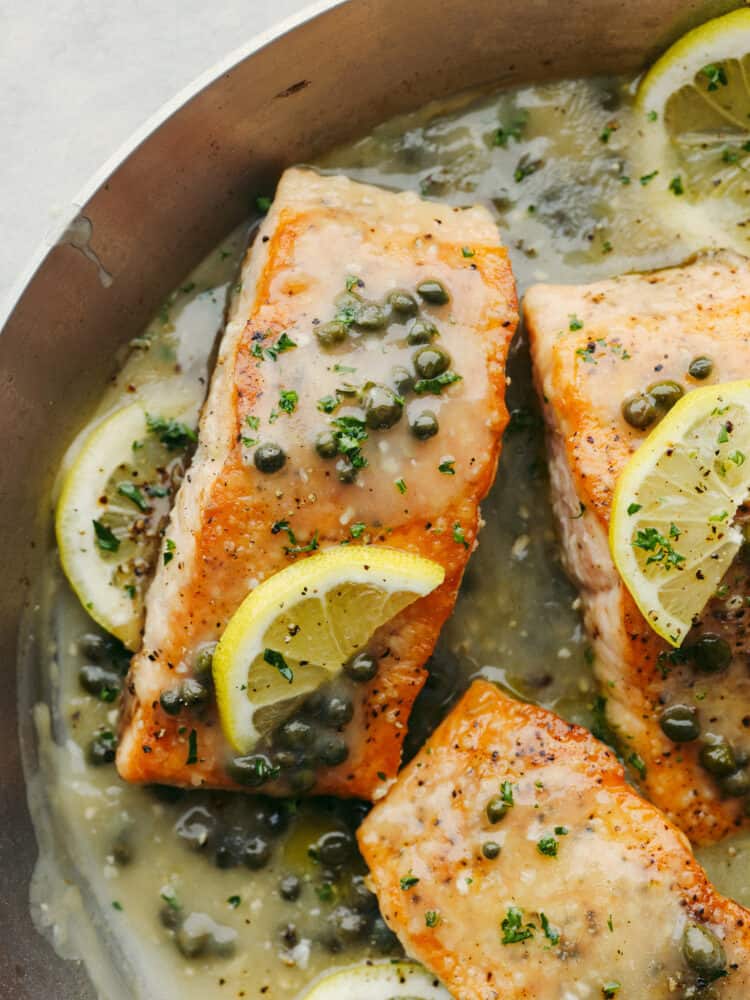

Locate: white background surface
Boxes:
[0,0,311,312]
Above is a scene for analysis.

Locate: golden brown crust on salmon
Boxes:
[116,168,518,798]
[359,680,750,999]
[525,250,750,844]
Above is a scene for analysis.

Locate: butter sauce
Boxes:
[28,73,749,1000]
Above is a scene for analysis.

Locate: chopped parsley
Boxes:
[400,874,420,891]
[438,459,456,475]
[702,63,728,91]
[729,450,745,466]
[607,914,614,932]
[227,895,241,909]
[395,478,407,495]
[627,502,642,516]
[163,538,176,565]
[93,520,119,553]
[569,314,584,331]
[633,526,685,569]
[461,246,475,258]
[255,195,272,213]
[264,648,294,683]
[493,112,527,147]
[317,394,340,414]
[350,522,366,539]
[554,826,568,836]
[602,982,621,998]
[161,887,181,911]
[425,910,441,928]
[501,906,535,945]
[599,123,617,143]
[537,836,559,857]
[669,175,684,196]
[500,781,514,805]
[514,154,542,183]
[345,274,361,292]
[628,752,647,778]
[639,170,659,186]
[111,900,123,911]
[146,413,197,450]
[316,882,335,903]
[414,371,463,395]
[453,522,469,548]
[186,729,198,766]
[117,481,149,512]
[278,389,298,415]
[270,519,319,556]
[647,109,658,122]
[718,421,731,444]
[246,414,260,431]
[540,912,560,945]
[330,415,369,477]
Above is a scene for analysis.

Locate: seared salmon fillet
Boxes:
[117,167,518,798]
[359,680,750,999]
[525,251,750,844]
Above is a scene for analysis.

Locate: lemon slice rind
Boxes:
[635,8,750,253]
[610,380,750,647]
[213,545,445,753]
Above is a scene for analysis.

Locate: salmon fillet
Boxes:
[116,167,518,798]
[525,250,750,844]
[359,680,750,999]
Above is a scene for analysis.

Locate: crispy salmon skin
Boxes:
[525,251,750,844]
[359,680,750,999]
[116,167,518,798]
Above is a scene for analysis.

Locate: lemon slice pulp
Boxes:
[56,397,196,649]
[212,546,445,753]
[636,8,750,252]
[298,960,451,1000]
[610,380,750,646]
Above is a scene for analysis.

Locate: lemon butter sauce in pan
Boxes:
[29,62,750,1000]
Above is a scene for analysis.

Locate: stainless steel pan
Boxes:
[0,0,736,994]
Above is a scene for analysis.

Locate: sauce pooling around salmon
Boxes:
[30,75,750,999]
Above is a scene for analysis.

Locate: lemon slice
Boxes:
[298,961,451,1000]
[212,546,444,752]
[56,398,196,649]
[610,380,750,646]
[636,8,750,253]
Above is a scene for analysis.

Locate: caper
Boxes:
[289,768,317,793]
[647,380,684,412]
[369,915,399,954]
[315,829,355,867]
[388,289,419,316]
[226,753,278,787]
[273,749,298,769]
[417,279,450,305]
[689,633,732,673]
[243,835,272,870]
[355,301,389,330]
[279,874,302,901]
[411,410,439,440]
[346,874,377,912]
[328,904,368,941]
[485,795,510,824]
[413,345,451,380]
[720,767,750,797]
[159,688,183,715]
[391,365,415,396]
[315,734,349,766]
[78,664,121,700]
[699,735,737,777]
[659,704,700,743]
[251,799,289,837]
[315,320,348,348]
[279,717,315,749]
[315,430,338,459]
[194,644,216,677]
[682,922,727,980]
[214,827,251,869]
[181,677,210,708]
[88,731,117,766]
[78,633,109,663]
[622,392,658,430]
[336,459,357,484]
[688,356,713,380]
[323,695,354,728]
[406,318,438,345]
[160,903,182,930]
[363,383,404,430]
[174,806,217,850]
[344,651,378,682]
[254,442,286,474]
[482,841,501,859]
